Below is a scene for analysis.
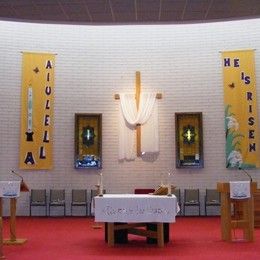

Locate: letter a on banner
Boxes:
[19,52,55,169]
[221,49,260,169]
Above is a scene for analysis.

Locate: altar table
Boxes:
[94,194,179,247]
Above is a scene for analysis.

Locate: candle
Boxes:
[167,172,172,196]
[99,173,103,196]
[160,173,164,186]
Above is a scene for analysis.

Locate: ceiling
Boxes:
[0,0,260,25]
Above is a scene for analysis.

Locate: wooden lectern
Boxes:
[217,182,257,242]
[0,180,29,246]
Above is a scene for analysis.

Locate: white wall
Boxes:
[1,19,260,216]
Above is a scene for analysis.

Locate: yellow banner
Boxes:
[19,52,55,169]
[222,50,260,169]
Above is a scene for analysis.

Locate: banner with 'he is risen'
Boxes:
[222,49,260,169]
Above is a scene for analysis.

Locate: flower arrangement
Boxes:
[225,105,255,169]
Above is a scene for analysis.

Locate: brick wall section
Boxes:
[1,19,260,215]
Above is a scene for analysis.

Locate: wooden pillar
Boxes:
[107,222,115,247]
[220,191,232,241]
[157,223,164,247]
[9,198,16,242]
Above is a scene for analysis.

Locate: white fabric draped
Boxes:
[120,92,156,125]
[118,92,159,160]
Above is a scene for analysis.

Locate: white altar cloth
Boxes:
[94,194,179,223]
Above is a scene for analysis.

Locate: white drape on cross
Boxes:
[118,92,159,160]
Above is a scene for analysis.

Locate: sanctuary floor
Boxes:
[2,216,260,259]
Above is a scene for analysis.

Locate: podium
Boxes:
[217,182,257,242]
[0,180,29,246]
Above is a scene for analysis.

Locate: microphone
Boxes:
[11,170,29,192]
[11,170,23,181]
[238,167,253,182]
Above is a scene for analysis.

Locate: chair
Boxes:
[90,189,106,216]
[172,188,182,215]
[184,189,200,216]
[204,189,221,216]
[30,189,47,216]
[49,189,66,216]
[71,189,88,216]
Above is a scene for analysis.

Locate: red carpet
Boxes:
[2,217,260,260]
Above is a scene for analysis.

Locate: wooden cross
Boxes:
[115,71,162,156]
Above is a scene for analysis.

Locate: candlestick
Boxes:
[167,172,172,196]
[99,173,103,196]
